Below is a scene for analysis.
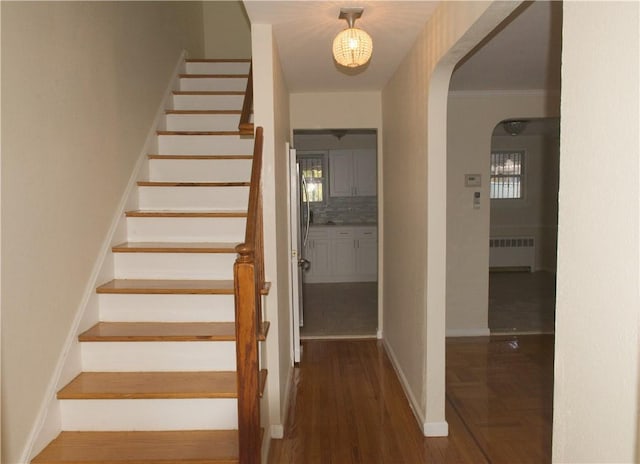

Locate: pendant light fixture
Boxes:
[332,7,373,68]
[502,120,529,136]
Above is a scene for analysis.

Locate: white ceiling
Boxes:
[243,1,439,92]
[450,1,562,92]
[243,0,561,94]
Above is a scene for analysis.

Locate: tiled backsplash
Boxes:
[310,196,378,224]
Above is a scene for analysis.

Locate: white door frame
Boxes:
[287,144,302,363]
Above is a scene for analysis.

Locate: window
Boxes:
[299,156,326,203]
[490,151,524,199]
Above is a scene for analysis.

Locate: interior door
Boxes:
[288,144,305,363]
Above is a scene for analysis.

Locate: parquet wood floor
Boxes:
[268,336,553,463]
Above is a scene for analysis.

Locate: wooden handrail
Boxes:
[234,126,264,464]
[238,62,254,135]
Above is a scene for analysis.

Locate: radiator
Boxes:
[489,236,535,270]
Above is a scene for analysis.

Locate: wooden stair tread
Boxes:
[172,90,245,95]
[80,322,238,342]
[157,130,243,136]
[239,125,254,136]
[147,155,252,160]
[137,181,250,187]
[96,279,235,295]
[58,371,237,399]
[259,369,267,398]
[165,110,242,115]
[186,58,251,63]
[57,370,267,399]
[79,322,270,342]
[31,430,240,464]
[112,242,239,253]
[125,210,247,218]
[179,73,249,78]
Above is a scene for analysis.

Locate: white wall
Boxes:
[381,1,521,434]
[553,2,639,462]
[294,133,377,151]
[271,26,292,440]
[250,23,292,449]
[446,93,559,335]
[0,3,204,463]
[203,1,251,59]
[290,92,382,130]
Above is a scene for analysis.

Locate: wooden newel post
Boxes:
[234,244,261,464]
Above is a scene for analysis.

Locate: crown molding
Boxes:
[448,89,561,98]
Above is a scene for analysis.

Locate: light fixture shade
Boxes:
[332,27,373,68]
[503,120,528,136]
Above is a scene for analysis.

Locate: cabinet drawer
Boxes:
[330,228,354,239]
[308,228,330,239]
[355,228,377,239]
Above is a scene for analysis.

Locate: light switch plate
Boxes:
[465,174,481,187]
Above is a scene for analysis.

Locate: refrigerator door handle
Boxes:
[301,173,311,248]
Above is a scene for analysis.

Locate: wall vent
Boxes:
[489,236,535,270]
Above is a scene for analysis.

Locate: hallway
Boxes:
[268,336,553,463]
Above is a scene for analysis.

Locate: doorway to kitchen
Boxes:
[293,128,378,339]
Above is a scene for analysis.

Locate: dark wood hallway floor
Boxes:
[268,336,553,463]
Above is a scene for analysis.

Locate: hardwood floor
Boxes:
[268,336,553,463]
[447,335,554,463]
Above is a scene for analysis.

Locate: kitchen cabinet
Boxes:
[329,149,377,197]
[332,229,356,277]
[303,226,377,283]
[304,228,331,281]
[354,228,377,279]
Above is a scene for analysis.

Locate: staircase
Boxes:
[32,59,267,464]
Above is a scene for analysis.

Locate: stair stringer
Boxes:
[23,50,188,464]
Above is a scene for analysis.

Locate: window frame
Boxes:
[297,151,328,205]
[490,150,526,201]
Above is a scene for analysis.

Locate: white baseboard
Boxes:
[382,339,426,433]
[383,339,450,437]
[446,327,490,337]
[491,329,554,336]
[270,424,284,439]
[22,50,187,463]
[273,363,294,439]
[424,421,449,437]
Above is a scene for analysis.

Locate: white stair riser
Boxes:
[165,114,240,131]
[81,341,236,371]
[126,217,246,242]
[149,158,252,182]
[186,62,250,74]
[158,135,253,155]
[60,399,237,431]
[180,77,246,92]
[113,253,236,279]
[138,186,249,211]
[172,94,244,111]
[99,294,235,322]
